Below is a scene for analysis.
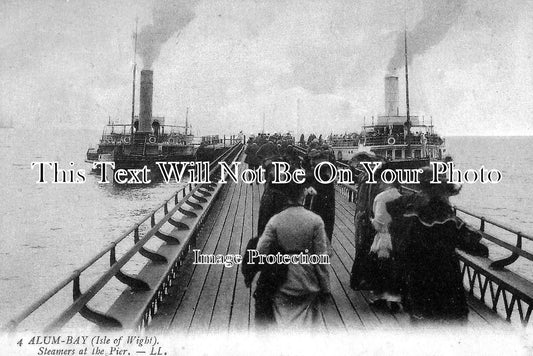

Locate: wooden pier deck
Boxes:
[149,175,506,332]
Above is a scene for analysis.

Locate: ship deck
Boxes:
[149,175,507,332]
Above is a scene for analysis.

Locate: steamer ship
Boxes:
[357,74,446,163]
[86,69,228,180]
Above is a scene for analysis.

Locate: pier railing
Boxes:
[336,180,533,327]
[287,147,532,326]
[3,142,244,332]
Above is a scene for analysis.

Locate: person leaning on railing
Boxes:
[387,166,489,325]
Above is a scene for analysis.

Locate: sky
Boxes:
[1,0,532,136]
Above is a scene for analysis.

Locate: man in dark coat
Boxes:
[256,140,279,163]
[256,156,293,236]
[244,141,260,170]
[305,149,335,241]
[245,161,293,326]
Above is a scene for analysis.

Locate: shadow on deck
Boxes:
[149,177,507,332]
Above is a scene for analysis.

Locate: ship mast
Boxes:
[296,98,301,138]
[130,18,139,140]
[185,107,189,135]
[404,27,412,158]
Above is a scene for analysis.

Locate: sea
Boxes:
[0,128,532,327]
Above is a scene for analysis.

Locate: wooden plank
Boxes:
[335,188,357,214]
[331,236,399,327]
[319,293,345,331]
[209,180,248,332]
[333,220,356,252]
[465,299,492,328]
[167,182,240,331]
[329,251,381,328]
[334,198,357,237]
[332,222,404,326]
[327,265,364,330]
[335,193,356,217]
[149,181,233,330]
[466,295,512,328]
[248,182,262,328]
[229,183,254,331]
[188,181,243,331]
[331,211,400,327]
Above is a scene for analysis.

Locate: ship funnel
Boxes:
[385,75,399,116]
[138,69,153,133]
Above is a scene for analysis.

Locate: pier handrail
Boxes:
[336,179,533,325]
[291,146,533,270]
[3,142,243,332]
[4,183,197,330]
[337,181,533,251]
[399,185,533,244]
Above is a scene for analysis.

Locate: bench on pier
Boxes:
[458,250,533,325]
[105,183,222,329]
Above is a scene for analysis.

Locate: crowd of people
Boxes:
[240,135,489,330]
[350,162,489,325]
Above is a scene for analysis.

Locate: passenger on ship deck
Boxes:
[255,180,331,328]
[387,166,489,325]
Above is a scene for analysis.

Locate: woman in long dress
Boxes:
[388,166,489,324]
[368,180,402,310]
[256,182,331,328]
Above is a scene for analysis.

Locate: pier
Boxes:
[146,175,506,332]
[4,145,532,332]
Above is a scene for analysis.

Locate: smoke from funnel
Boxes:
[138,0,197,69]
[387,0,465,73]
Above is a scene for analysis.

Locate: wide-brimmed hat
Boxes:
[419,166,461,196]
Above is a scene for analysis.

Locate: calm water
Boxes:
[446,136,533,284]
[0,128,186,326]
[0,130,532,325]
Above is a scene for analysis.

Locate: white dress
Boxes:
[370,188,402,258]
